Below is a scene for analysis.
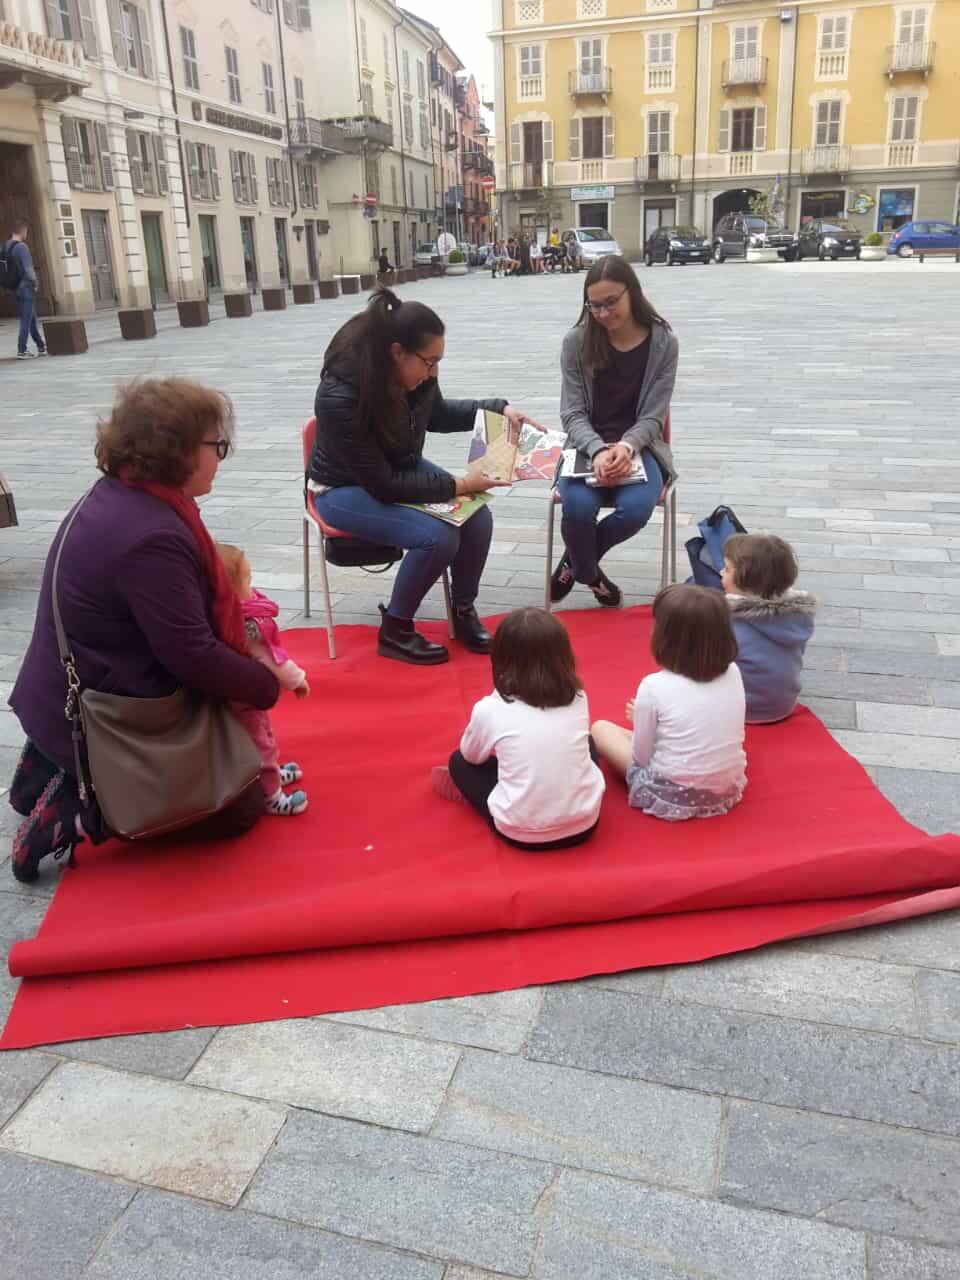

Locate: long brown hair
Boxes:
[577,256,670,378]
[322,286,445,450]
[651,585,737,683]
[492,607,582,709]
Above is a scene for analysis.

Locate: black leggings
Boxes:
[448,741,600,851]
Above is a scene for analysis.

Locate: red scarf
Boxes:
[121,477,247,655]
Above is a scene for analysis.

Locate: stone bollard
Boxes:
[335,275,361,295]
[292,283,315,304]
[177,299,209,328]
[359,272,376,290]
[224,292,253,318]
[118,308,156,340]
[261,287,287,311]
[317,280,340,299]
[41,318,88,355]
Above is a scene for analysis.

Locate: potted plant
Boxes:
[445,249,468,277]
[860,232,886,262]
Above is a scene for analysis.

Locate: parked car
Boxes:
[458,242,482,266]
[712,213,798,262]
[886,220,960,258]
[561,227,622,264]
[643,225,711,266]
[413,244,437,267]
[797,219,862,260]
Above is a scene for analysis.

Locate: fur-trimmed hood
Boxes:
[726,589,818,622]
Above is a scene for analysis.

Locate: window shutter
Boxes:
[297,0,311,29]
[717,108,730,152]
[510,121,522,164]
[75,0,98,55]
[542,119,553,162]
[208,146,221,198]
[231,150,242,201]
[61,118,83,187]
[153,135,169,193]
[187,142,200,197]
[126,130,144,191]
[835,16,848,49]
[136,6,154,78]
[568,118,580,161]
[904,96,918,140]
[603,114,614,158]
[94,121,114,189]
[106,0,126,67]
[44,0,64,39]
[282,0,295,27]
[281,160,291,205]
[249,153,258,203]
[754,104,767,151]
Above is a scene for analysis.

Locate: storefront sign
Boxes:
[571,185,615,202]
[205,107,284,141]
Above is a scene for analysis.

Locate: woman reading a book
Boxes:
[309,287,538,666]
[550,256,677,608]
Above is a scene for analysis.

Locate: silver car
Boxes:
[562,227,622,264]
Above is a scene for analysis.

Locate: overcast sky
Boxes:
[403,1,495,106]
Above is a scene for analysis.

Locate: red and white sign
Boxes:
[480,177,495,190]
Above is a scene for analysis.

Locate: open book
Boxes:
[466,409,566,483]
[398,493,492,526]
[560,448,647,487]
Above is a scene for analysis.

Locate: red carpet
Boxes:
[4,606,960,1049]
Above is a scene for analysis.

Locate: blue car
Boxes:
[886,219,960,257]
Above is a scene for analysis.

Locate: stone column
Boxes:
[35,104,93,316]
[103,113,151,309]
[159,123,203,301]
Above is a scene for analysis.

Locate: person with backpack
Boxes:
[2,221,46,360]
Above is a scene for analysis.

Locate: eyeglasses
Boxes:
[586,288,628,316]
[414,352,442,371]
[202,439,230,461]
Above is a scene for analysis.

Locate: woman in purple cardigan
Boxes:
[8,378,279,884]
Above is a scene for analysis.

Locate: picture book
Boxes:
[560,448,648,487]
[398,492,492,526]
[466,410,566,483]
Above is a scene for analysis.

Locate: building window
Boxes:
[230,150,258,203]
[402,48,410,91]
[180,26,199,90]
[297,161,318,208]
[261,63,276,114]
[390,164,398,205]
[386,92,394,127]
[515,0,543,24]
[424,173,430,208]
[187,142,221,200]
[281,0,311,30]
[61,117,114,191]
[889,95,918,142]
[409,171,415,206]
[647,109,671,154]
[359,16,369,66]
[817,15,849,78]
[294,76,305,121]
[577,0,606,15]
[578,38,603,89]
[581,116,604,160]
[47,0,98,54]
[252,0,274,11]
[383,32,390,77]
[896,6,928,50]
[419,109,429,150]
[361,81,374,114]
[403,102,413,144]
[417,59,426,98]
[815,99,842,146]
[518,44,543,98]
[718,105,766,153]
[646,30,674,91]
[225,46,241,104]
[731,108,754,151]
[730,23,760,78]
[114,1,153,78]
[266,156,291,206]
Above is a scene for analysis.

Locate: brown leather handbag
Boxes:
[51,494,263,840]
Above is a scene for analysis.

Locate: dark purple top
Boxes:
[10,477,278,774]
[592,337,650,444]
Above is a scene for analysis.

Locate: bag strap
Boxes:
[50,490,95,802]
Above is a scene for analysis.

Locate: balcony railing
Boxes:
[518,74,542,99]
[568,67,612,97]
[721,56,768,89]
[463,150,494,177]
[0,18,90,97]
[323,115,393,149]
[288,117,347,155]
[728,151,754,176]
[508,161,552,190]
[646,65,674,92]
[801,144,851,174]
[78,160,102,191]
[886,141,916,167]
[635,153,681,182]
[463,197,491,216]
[886,41,935,76]
[817,50,848,79]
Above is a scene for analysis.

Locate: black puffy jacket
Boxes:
[310,365,507,505]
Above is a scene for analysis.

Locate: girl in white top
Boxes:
[593,585,746,821]
[433,606,605,848]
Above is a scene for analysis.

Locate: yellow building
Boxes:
[491,0,960,250]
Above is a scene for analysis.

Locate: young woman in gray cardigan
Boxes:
[551,257,678,607]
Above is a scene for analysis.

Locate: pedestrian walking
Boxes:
[1,220,46,360]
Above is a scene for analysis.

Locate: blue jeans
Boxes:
[558,448,663,584]
[313,466,494,621]
[16,285,44,355]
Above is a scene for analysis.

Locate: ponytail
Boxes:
[322,286,445,449]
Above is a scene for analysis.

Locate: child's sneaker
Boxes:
[265,788,308,816]
[279,762,303,785]
[431,766,465,804]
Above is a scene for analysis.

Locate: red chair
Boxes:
[301,418,455,658]
[543,411,677,611]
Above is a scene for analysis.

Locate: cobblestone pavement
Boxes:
[2,260,960,1278]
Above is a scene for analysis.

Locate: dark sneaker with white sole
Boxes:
[550,552,576,603]
[591,568,622,608]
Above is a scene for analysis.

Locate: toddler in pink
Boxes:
[219,544,310,816]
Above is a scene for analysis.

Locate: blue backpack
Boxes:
[685,506,748,590]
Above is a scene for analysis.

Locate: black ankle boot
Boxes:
[377,605,449,665]
[453,605,491,654]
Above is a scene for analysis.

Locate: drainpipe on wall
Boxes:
[157,0,188,230]
[392,13,410,265]
[275,0,298,219]
[689,7,700,228]
[785,5,799,229]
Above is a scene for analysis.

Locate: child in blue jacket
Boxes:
[721,533,816,724]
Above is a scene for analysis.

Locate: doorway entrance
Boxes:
[140,213,169,304]
[274,218,289,284]
[0,142,52,316]
[305,221,319,278]
[576,202,610,231]
[643,198,677,242]
[800,190,846,227]
[239,216,258,291]
[81,210,116,309]
[198,214,220,291]
[392,220,402,269]
[711,187,760,229]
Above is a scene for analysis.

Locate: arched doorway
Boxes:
[711,187,760,229]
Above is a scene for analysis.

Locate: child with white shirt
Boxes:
[432,606,605,848]
[592,585,746,821]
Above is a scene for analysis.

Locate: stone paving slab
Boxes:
[324,987,543,1053]
[869,1236,960,1280]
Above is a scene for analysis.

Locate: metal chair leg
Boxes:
[544,487,557,612]
[303,516,311,618]
[669,486,678,584]
[660,498,669,591]
[441,569,455,639]
[317,531,337,659]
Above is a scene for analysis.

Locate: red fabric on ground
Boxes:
[4,607,959,1049]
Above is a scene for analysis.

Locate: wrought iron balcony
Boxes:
[0,19,89,98]
[801,144,851,174]
[463,149,494,177]
[635,153,681,183]
[322,115,393,150]
[721,56,768,89]
[288,117,347,156]
[568,67,612,97]
[886,41,935,76]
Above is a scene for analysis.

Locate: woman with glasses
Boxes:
[550,255,677,608]
[8,378,279,883]
[310,286,538,665]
